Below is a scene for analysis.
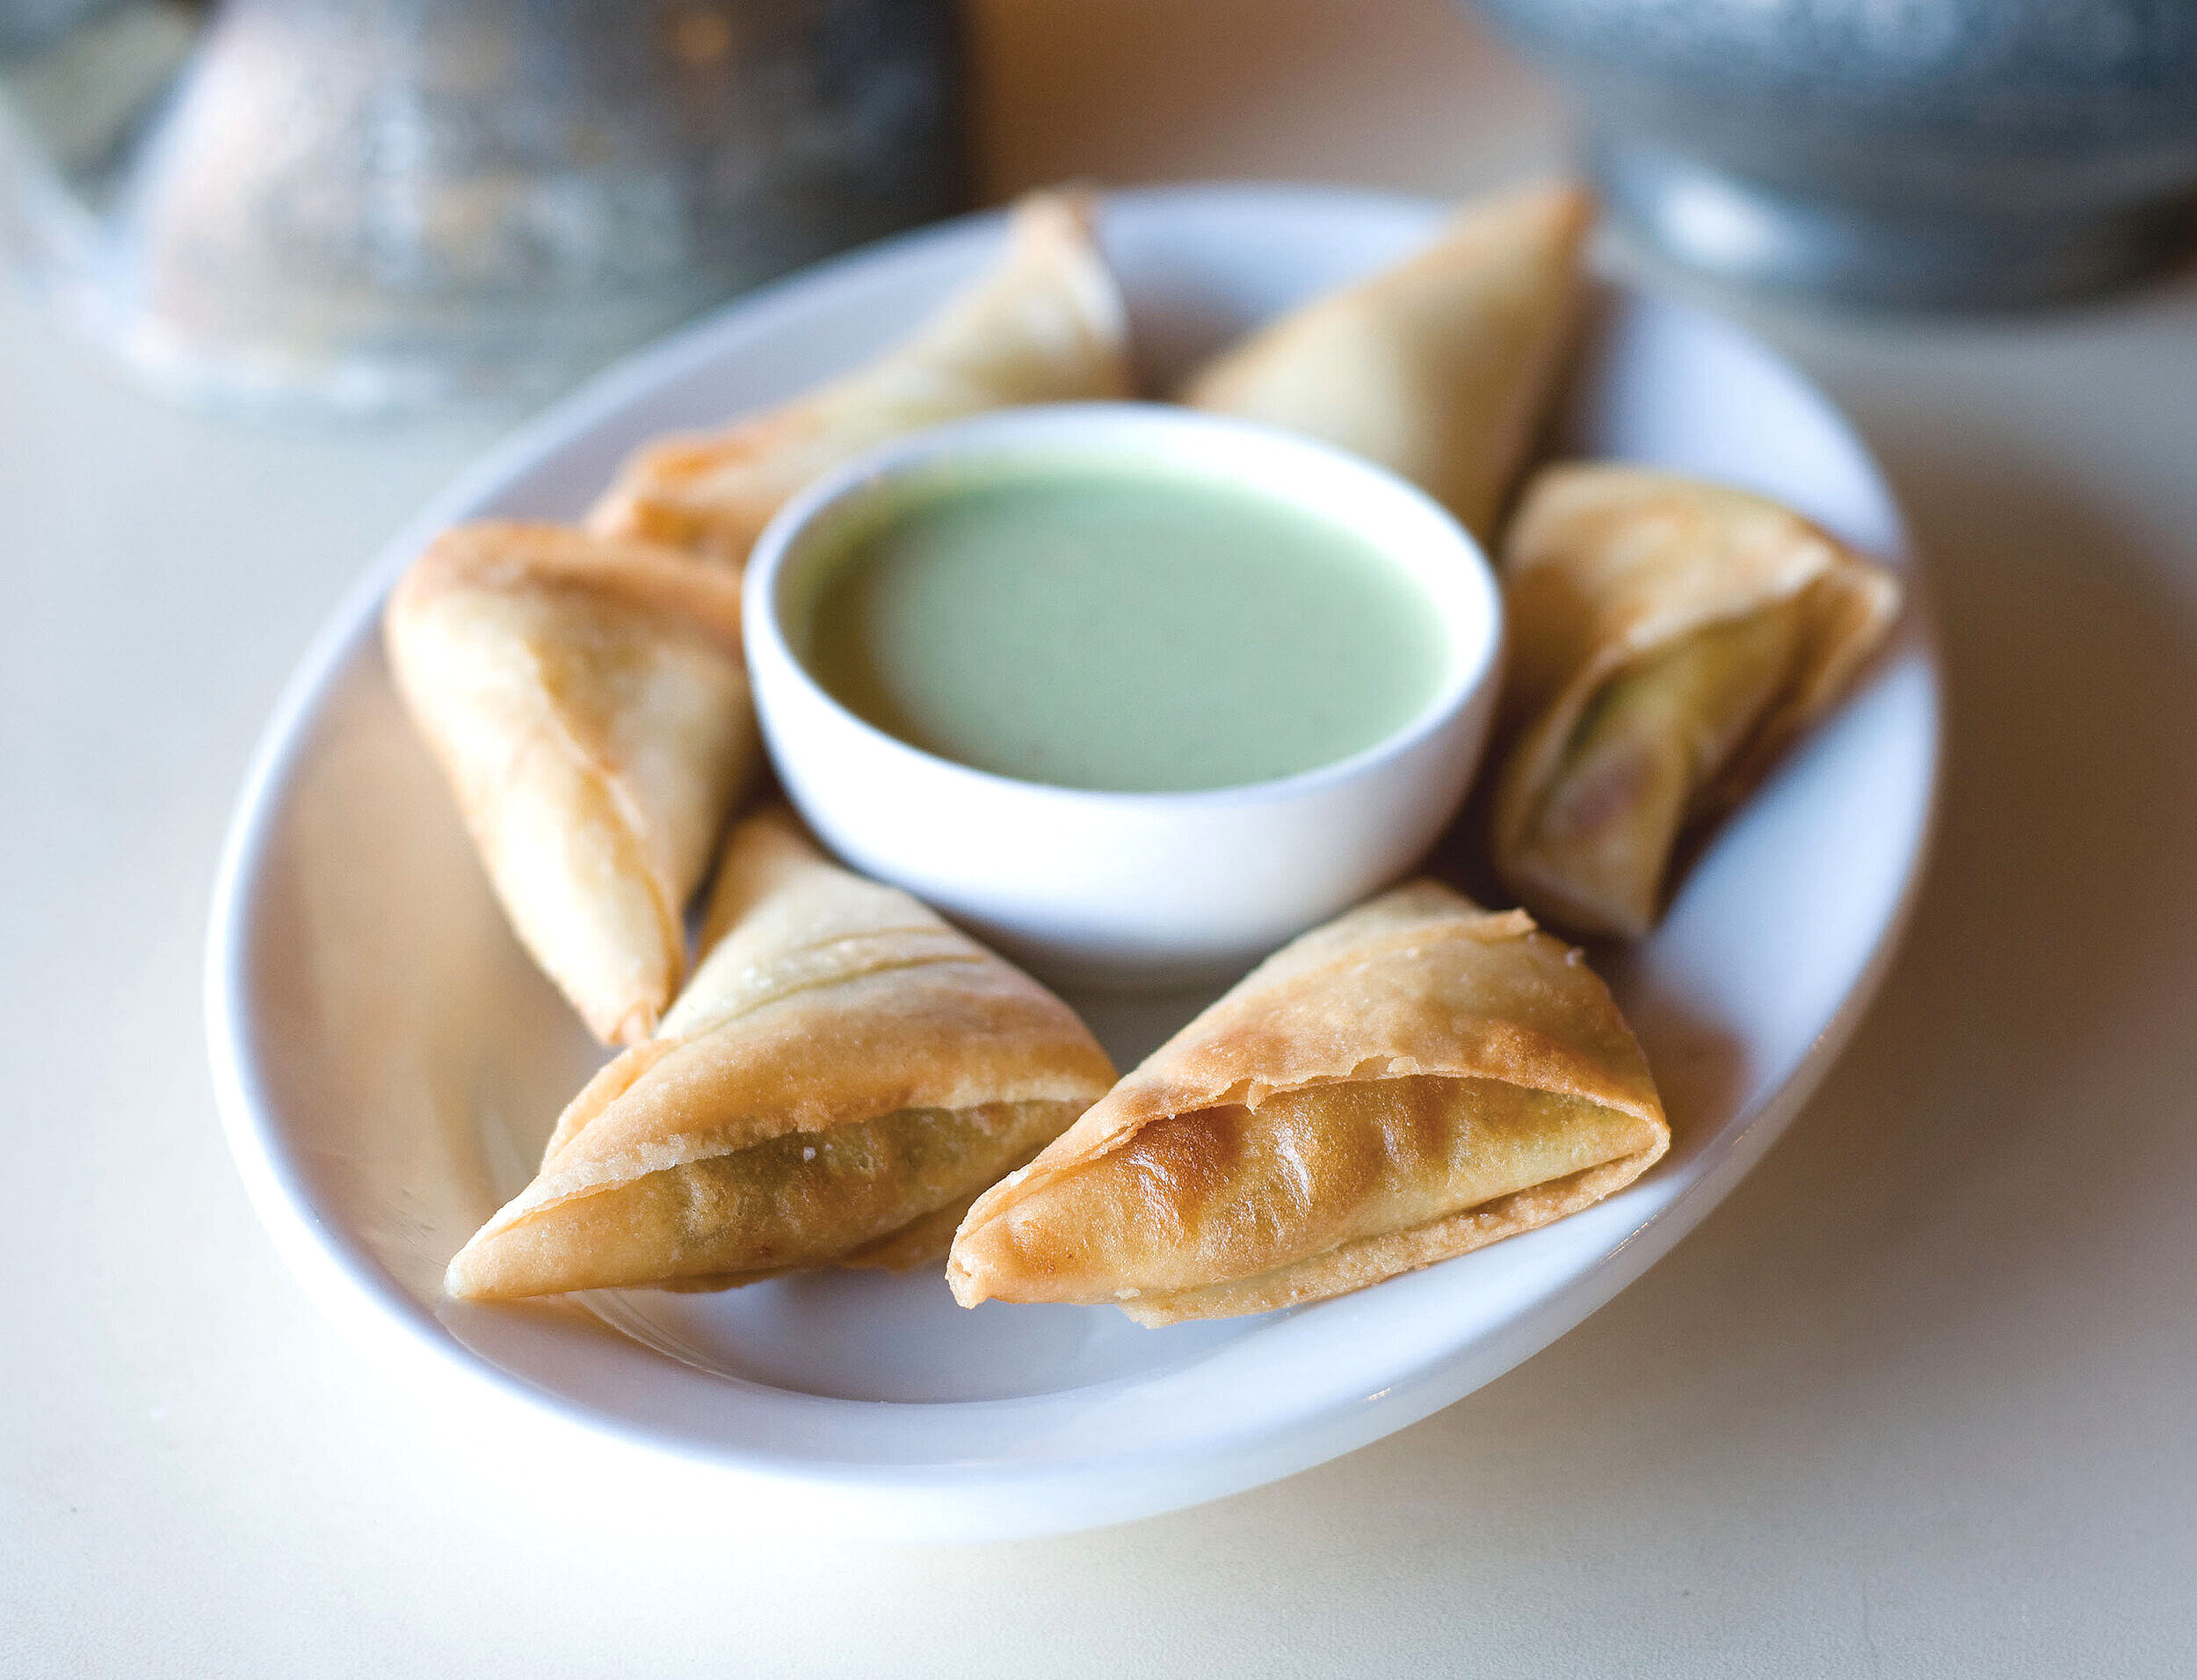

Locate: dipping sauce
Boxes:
[801,465,1452,793]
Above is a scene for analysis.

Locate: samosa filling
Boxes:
[480,1098,1077,1296]
[1513,604,1800,931]
[979,1075,1657,1301]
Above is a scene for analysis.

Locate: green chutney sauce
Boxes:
[801,464,1452,793]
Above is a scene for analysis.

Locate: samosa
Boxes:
[384,521,758,1045]
[1490,462,1903,938]
[948,881,1668,1324]
[586,190,1133,564]
[446,807,1116,1300]
[1182,181,1593,539]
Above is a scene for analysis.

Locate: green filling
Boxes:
[1519,605,1800,929]
[520,1099,1076,1292]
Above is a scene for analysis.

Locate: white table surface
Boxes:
[8,3,2196,1673]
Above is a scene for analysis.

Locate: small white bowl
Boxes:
[742,402,1505,987]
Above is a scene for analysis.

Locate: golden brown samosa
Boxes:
[947,881,1667,1325]
[445,807,1116,1300]
[1181,181,1593,539]
[585,190,1133,563]
[384,521,758,1046]
[1490,463,1904,938]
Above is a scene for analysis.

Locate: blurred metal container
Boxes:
[1464,0,2197,308]
[0,0,116,54]
[0,0,964,412]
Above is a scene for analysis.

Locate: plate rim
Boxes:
[203,183,1944,1540]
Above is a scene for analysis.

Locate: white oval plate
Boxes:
[207,185,1939,1542]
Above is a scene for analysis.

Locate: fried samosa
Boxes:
[384,522,758,1046]
[585,190,1133,564]
[1490,463,1904,938]
[1180,181,1593,540]
[445,807,1116,1300]
[946,881,1667,1325]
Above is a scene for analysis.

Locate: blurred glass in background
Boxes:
[0,0,963,414]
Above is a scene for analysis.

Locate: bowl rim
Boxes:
[741,399,1506,813]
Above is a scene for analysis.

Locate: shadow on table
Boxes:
[1142,433,2197,1555]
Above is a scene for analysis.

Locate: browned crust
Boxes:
[1488,463,1904,933]
[381,519,757,1045]
[948,881,1670,1318]
[657,1131,1062,1293]
[584,189,1132,563]
[388,519,746,650]
[445,810,1115,1299]
[1117,1144,1665,1324]
[1182,179,1595,539]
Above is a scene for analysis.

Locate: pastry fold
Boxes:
[946,881,1668,1325]
[1490,463,1904,938]
[585,190,1133,563]
[445,807,1116,1300]
[1181,180,1592,539]
[384,521,758,1045]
